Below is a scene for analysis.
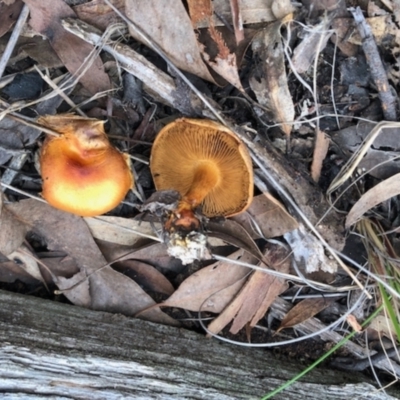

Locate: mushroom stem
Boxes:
[173,162,219,231]
[181,161,219,208]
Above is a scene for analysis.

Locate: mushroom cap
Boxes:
[39,115,133,217]
[150,118,253,217]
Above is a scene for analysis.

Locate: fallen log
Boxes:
[0,290,397,399]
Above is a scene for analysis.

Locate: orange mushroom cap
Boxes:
[150,118,253,219]
[39,114,133,217]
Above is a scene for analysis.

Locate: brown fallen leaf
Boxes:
[195,0,276,29]
[125,0,216,84]
[113,259,175,296]
[97,240,183,273]
[8,199,177,326]
[14,36,63,68]
[0,0,24,38]
[249,22,295,138]
[208,219,262,260]
[162,249,254,313]
[24,0,110,95]
[207,243,290,336]
[201,24,244,90]
[187,0,213,26]
[0,258,39,284]
[0,194,28,256]
[346,172,400,228]
[232,193,298,239]
[229,0,244,45]
[311,128,330,182]
[84,216,160,247]
[276,297,335,333]
[7,243,48,288]
[73,0,124,31]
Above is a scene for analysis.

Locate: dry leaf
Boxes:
[207,219,262,259]
[187,0,213,26]
[368,314,396,339]
[73,0,124,31]
[346,173,400,227]
[276,297,334,333]
[284,224,337,274]
[291,16,333,74]
[229,0,244,44]
[311,129,330,182]
[201,25,244,90]
[97,240,183,273]
[330,121,400,180]
[0,194,28,256]
[85,216,160,246]
[196,0,276,28]
[7,244,47,286]
[0,0,23,38]
[0,116,41,165]
[113,259,174,296]
[25,0,110,95]
[208,244,290,335]
[8,199,177,326]
[125,0,216,83]
[163,250,254,313]
[233,193,298,239]
[250,22,294,137]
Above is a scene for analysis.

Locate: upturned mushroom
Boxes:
[39,114,133,217]
[150,118,253,263]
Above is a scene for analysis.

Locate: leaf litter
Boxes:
[1,0,400,381]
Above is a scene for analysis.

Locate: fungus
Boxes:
[39,114,133,217]
[150,118,253,263]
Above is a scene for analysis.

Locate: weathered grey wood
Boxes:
[0,289,397,399]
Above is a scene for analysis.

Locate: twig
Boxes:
[349,7,397,121]
[0,4,30,79]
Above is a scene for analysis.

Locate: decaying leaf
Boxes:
[195,0,277,29]
[73,0,124,31]
[346,172,400,227]
[162,250,254,313]
[331,122,400,180]
[8,199,177,326]
[208,219,262,259]
[207,244,290,335]
[249,22,295,137]
[284,224,337,274]
[187,0,213,26]
[85,216,160,246]
[25,0,110,95]
[0,116,41,165]
[276,297,334,333]
[7,244,48,288]
[125,0,216,83]
[233,193,298,239]
[291,15,333,74]
[113,259,175,296]
[201,24,244,90]
[97,240,183,273]
[0,0,23,38]
[0,194,28,256]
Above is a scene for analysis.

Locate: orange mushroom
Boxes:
[150,118,253,231]
[39,114,133,217]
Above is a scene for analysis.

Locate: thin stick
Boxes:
[0,4,30,79]
[350,7,397,121]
